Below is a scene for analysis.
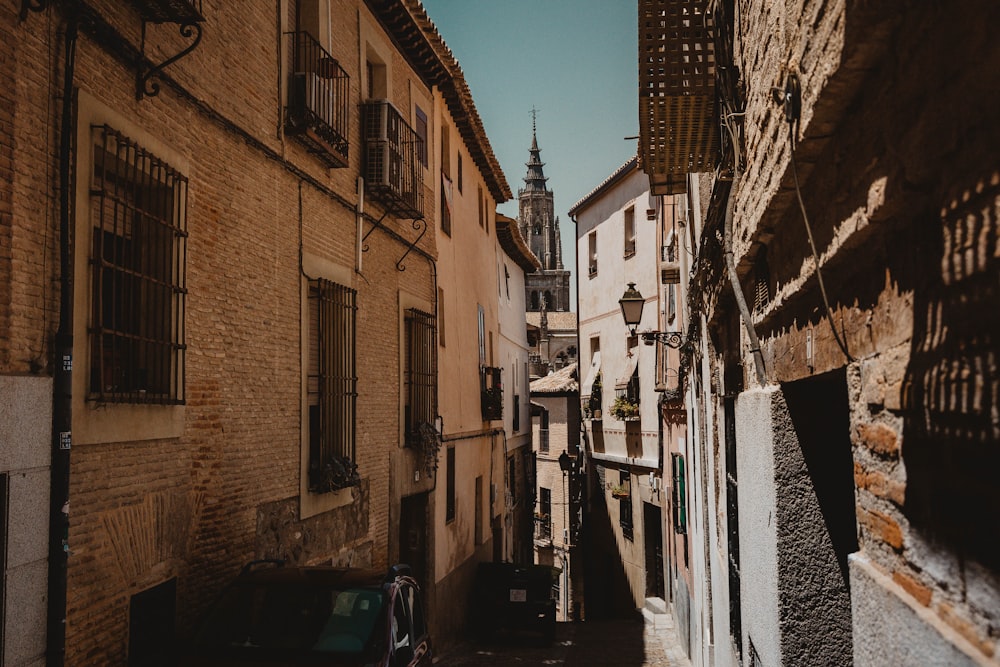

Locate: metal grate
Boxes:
[89,125,187,404]
[639,0,718,194]
[619,470,634,541]
[286,31,350,167]
[404,308,437,446]
[308,278,359,492]
[362,100,424,219]
[131,0,203,24]
[480,366,503,421]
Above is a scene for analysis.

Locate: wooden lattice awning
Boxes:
[639,0,718,195]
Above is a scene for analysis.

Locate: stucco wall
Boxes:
[1,375,51,667]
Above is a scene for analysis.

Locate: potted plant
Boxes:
[610,395,639,421]
[610,482,630,499]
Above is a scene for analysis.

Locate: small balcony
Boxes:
[362,100,424,219]
[285,31,350,168]
[534,514,553,543]
[612,375,641,422]
[131,0,203,23]
[480,366,503,421]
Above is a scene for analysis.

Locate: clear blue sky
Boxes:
[421,0,639,307]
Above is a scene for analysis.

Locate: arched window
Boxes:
[544,291,553,310]
[530,292,539,310]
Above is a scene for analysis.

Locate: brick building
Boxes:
[638,1,1000,666]
[3,0,512,663]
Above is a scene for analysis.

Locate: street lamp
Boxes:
[618,283,687,349]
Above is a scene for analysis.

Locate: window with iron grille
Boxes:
[404,308,437,447]
[539,409,549,453]
[724,397,743,658]
[671,453,687,534]
[415,106,428,167]
[446,446,456,522]
[308,278,359,493]
[619,470,633,541]
[624,205,636,258]
[89,125,187,404]
[507,455,517,505]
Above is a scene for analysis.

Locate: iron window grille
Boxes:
[672,453,687,534]
[362,100,424,219]
[404,308,437,447]
[89,125,187,404]
[308,278,359,493]
[286,31,350,168]
[480,366,503,421]
[513,394,521,432]
[446,446,456,522]
[131,0,202,23]
[619,470,633,541]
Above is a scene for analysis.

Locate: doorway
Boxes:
[399,493,428,588]
[643,502,665,599]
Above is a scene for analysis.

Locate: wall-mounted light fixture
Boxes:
[619,282,687,349]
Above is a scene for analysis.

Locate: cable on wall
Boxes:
[775,72,853,362]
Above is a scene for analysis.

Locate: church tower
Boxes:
[518,119,571,312]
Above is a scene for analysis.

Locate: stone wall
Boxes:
[728,1,1000,663]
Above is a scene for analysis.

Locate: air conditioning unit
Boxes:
[363,101,403,192]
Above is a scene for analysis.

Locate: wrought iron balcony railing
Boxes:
[286,31,350,168]
[534,514,553,542]
[480,366,503,421]
[131,0,202,23]
[362,100,424,219]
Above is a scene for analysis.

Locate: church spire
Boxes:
[523,108,549,193]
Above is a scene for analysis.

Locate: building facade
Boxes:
[496,213,542,567]
[4,0,512,663]
[570,158,688,624]
[530,362,582,622]
[638,1,1000,665]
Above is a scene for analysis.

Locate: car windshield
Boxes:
[194,582,385,654]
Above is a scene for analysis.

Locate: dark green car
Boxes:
[185,562,432,666]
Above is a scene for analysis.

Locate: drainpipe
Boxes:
[48,9,78,667]
[722,174,766,385]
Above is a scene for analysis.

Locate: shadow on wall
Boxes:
[583,465,640,621]
[902,170,1000,572]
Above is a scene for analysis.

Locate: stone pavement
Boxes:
[434,614,693,666]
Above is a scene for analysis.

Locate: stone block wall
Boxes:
[728,1,1000,663]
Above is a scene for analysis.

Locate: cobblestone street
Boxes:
[435,617,693,666]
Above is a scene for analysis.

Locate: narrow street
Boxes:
[435,617,693,666]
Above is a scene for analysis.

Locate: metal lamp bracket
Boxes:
[137,18,203,100]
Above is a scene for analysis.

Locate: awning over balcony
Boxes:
[615,353,639,390]
[581,351,601,397]
[638,0,718,195]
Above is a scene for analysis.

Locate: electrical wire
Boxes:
[786,121,853,362]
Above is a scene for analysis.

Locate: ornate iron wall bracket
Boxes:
[394,218,427,272]
[137,19,203,100]
[361,212,427,272]
[19,0,47,21]
[641,331,686,349]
